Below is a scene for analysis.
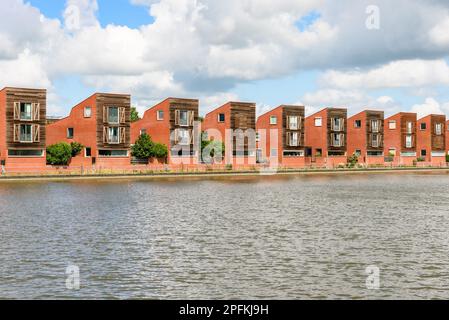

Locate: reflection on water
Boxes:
[1,172,449,299]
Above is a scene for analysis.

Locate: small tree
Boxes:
[47,142,72,165]
[347,153,359,168]
[130,106,140,122]
[70,142,84,157]
[152,143,168,159]
[131,133,154,159]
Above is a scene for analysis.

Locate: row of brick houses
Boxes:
[1,86,449,172]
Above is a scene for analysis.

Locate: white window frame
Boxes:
[177,128,190,146]
[270,116,277,125]
[67,127,74,139]
[436,123,443,136]
[178,110,189,127]
[389,120,396,130]
[289,132,299,147]
[405,134,413,148]
[406,121,413,134]
[371,120,379,133]
[218,113,225,123]
[314,117,322,127]
[157,110,164,121]
[371,133,379,147]
[20,124,33,143]
[289,116,299,130]
[108,127,120,144]
[84,106,92,118]
[20,102,33,121]
[332,133,342,147]
[108,107,119,124]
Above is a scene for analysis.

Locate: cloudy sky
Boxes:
[1,0,449,118]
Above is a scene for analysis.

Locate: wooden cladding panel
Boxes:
[96,94,131,149]
[431,115,446,151]
[5,88,46,149]
[282,106,305,150]
[366,111,384,150]
[169,99,199,148]
[230,103,256,152]
[327,108,347,151]
[400,114,416,151]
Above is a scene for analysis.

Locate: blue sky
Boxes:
[3,1,449,117]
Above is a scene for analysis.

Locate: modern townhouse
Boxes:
[347,110,384,165]
[0,87,47,171]
[256,105,305,167]
[383,112,417,166]
[46,93,131,167]
[130,98,199,165]
[304,107,348,167]
[416,114,446,165]
[203,101,257,166]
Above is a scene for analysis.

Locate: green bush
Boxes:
[347,153,359,168]
[446,154,449,163]
[47,142,72,165]
[152,143,168,159]
[70,142,84,157]
[131,133,154,158]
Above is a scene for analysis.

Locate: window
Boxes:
[218,113,225,122]
[157,110,164,120]
[108,107,119,124]
[98,150,128,157]
[421,149,427,157]
[332,133,342,147]
[367,151,383,156]
[140,129,147,136]
[371,120,379,133]
[20,124,33,142]
[420,123,427,130]
[288,116,299,130]
[314,117,322,127]
[8,149,43,157]
[405,135,413,148]
[435,123,443,135]
[85,147,92,157]
[84,106,92,118]
[355,149,362,156]
[20,103,32,120]
[332,118,343,131]
[283,150,304,157]
[176,128,190,145]
[389,120,396,129]
[108,127,119,144]
[178,110,189,126]
[270,116,277,125]
[354,120,362,128]
[288,132,299,146]
[316,149,322,157]
[67,128,74,139]
[389,148,396,156]
[406,121,413,134]
[371,133,379,147]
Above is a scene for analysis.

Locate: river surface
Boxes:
[1,172,449,299]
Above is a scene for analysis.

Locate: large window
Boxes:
[332,133,343,147]
[98,150,128,157]
[178,110,189,126]
[371,134,379,147]
[406,122,413,134]
[20,124,33,142]
[108,107,119,124]
[436,123,443,135]
[405,135,413,148]
[371,120,379,133]
[332,118,343,131]
[108,127,119,144]
[288,132,299,146]
[8,149,43,157]
[20,103,32,120]
[288,116,299,130]
[176,128,190,145]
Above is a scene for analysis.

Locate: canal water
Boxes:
[1,172,449,299]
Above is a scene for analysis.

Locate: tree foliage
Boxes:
[131,133,168,159]
[46,142,73,165]
[70,142,84,157]
[130,106,140,122]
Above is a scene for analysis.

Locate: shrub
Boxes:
[70,142,84,157]
[131,133,154,159]
[446,154,449,163]
[47,142,72,165]
[417,157,426,162]
[152,143,168,159]
[347,153,359,168]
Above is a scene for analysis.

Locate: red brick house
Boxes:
[256,105,305,167]
[416,114,446,165]
[130,98,199,165]
[46,93,131,168]
[446,120,449,158]
[0,87,47,172]
[304,107,348,167]
[203,101,256,166]
[347,110,384,165]
[383,112,417,166]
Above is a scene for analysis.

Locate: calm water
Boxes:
[1,172,449,299]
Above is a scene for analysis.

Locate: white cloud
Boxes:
[429,16,449,47]
[320,59,449,90]
[411,97,449,119]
